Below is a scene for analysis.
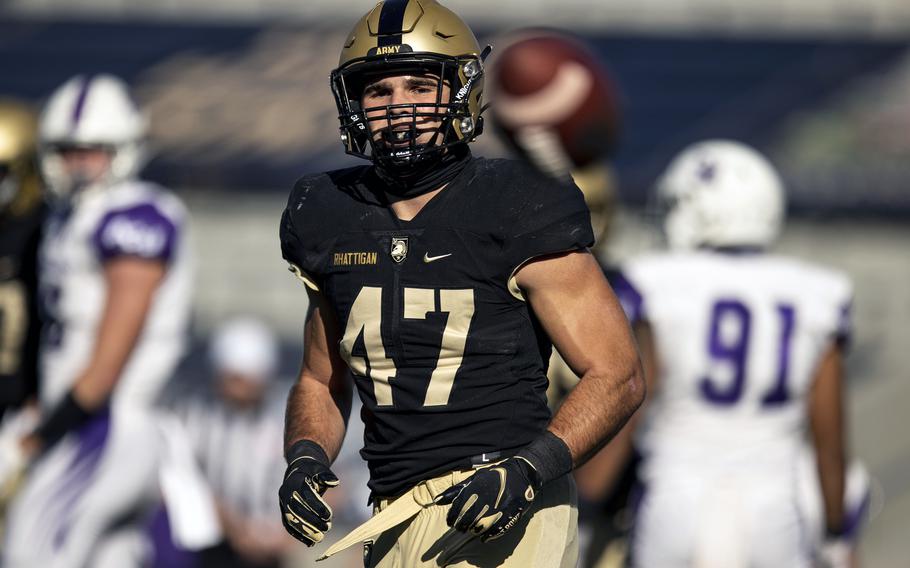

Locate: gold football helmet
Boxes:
[331,0,490,166]
[0,99,40,216]
[571,162,616,251]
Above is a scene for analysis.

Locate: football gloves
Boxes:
[0,435,27,509]
[819,537,851,568]
[278,440,339,546]
[435,456,542,542]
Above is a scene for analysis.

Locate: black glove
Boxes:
[278,440,339,546]
[435,456,542,542]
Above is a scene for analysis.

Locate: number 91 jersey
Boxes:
[280,156,594,497]
[616,250,852,480]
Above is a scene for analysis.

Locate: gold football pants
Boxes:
[321,466,578,568]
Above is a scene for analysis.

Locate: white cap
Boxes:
[209,317,279,382]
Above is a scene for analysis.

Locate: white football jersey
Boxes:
[38,180,192,410]
[618,250,852,481]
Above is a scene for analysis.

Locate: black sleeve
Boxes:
[501,165,595,276]
[279,179,326,291]
[20,212,43,401]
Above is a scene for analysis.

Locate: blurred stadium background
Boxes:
[1,0,908,566]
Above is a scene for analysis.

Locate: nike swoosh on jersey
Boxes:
[423,253,452,263]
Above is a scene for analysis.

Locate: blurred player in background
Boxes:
[176,317,293,568]
[613,140,860,567]
[277,1,644,566]
[0,99,45,523]
[1,74,193,568]
[550,165,639,568]
[0,99,44,418]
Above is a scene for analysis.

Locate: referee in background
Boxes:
[176,318,294,568]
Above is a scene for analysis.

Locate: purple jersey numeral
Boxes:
[761,304,796,406]
[699,300,797,407]
[699,300,751,405]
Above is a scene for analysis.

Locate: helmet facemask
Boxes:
[332,51,487,169]
[39,142,144,202]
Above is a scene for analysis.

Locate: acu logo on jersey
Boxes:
[390,237,408,263]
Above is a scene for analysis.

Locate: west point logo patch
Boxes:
[390,237,409,263]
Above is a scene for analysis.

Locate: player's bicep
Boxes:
[101,258,167,341]
[516,250,638,380]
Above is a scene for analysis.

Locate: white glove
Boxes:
[0,435,27,506]
[818,538,851,568]
[0,406,38,508]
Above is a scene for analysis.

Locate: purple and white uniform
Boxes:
[617,250,852,568]
[38,180,191,410]
[3,180,192,568]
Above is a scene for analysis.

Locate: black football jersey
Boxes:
[0,204,44,415]
[280,156,594,496]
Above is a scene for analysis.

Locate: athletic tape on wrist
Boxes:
[286,439,330,468]
[516,430,573,487]
[34,390,93,448]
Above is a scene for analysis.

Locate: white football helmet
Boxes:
[38,74,148,199]
[657,140,784,250]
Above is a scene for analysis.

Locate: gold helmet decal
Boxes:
[0,99,40,215]
[331,0,491,165]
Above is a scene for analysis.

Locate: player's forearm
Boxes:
[72,292,154,409]
[548,360,645,467]
[284,372,350,462]
[817,445,846,534]
[74,259,165,410]
[809,342,847,534]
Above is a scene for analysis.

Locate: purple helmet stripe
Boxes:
[70,75,93,131]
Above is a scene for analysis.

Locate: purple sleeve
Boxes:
[611,271,644,325]
[92,203,178,263]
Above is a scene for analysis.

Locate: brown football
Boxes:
[488,32,620,178]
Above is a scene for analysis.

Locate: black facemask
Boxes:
[372,143,472,203]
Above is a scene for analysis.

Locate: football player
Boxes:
[0,100,45,520]
[0,100,44,419]
[1,75,193,568]
[614,140,857,567]
[277,1,645,567]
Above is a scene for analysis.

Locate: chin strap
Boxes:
[372,144,472,203]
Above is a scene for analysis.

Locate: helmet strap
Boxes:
[372,142,471,202]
